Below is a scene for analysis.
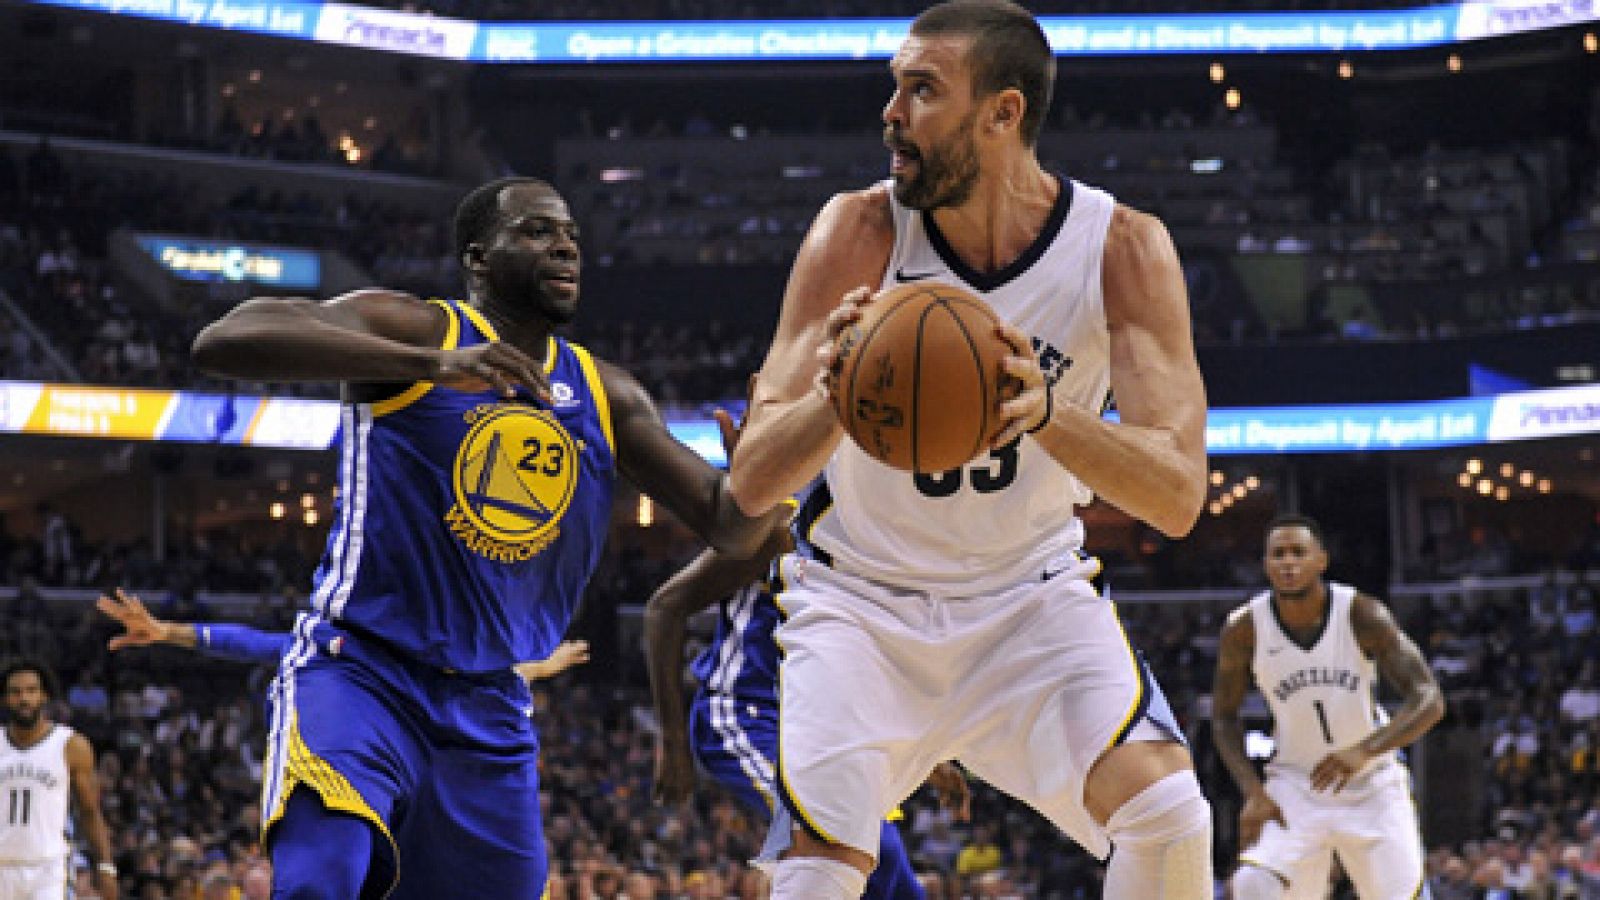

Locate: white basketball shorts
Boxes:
[1240,765,1425,900]
[768,552,1183,862]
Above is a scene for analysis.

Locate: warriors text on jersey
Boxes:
[797,178,1114,593]
[310,299,616,672]
[1249,583,1398,781]
[0,726,72,864]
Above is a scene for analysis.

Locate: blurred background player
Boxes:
[1,659,118,900]
[1211,513,1445,899]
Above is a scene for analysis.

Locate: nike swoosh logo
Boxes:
[894,267,941,282]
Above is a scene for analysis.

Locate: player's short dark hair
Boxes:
[1,658,60,699]
[911,0,1055,146]
[1266,513,1326,549]
[452,176,556,261]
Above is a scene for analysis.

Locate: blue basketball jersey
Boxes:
[690,576,783,708]
[309,299,616,672]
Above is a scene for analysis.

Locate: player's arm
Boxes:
[1211,606,1282,850]
[599,361,785,558]
[513,640,591,683]
[66,733,118,900]
[644,522,791,805]
[98,591,290,664]
[998,207,1207,538]
[191,289,549,399]
[1311,594,1445,792]
[727,188,895,516]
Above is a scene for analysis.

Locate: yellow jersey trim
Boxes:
[372,299,460,418]
[568,343,615,455]
[262,712,401,899]
[1105,600,1146,751]
[454,305,558,375]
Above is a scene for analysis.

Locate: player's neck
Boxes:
[5,719,52,749]
[928,156,1056,274]
[471,297,554,361]
[1272,582,1328,626]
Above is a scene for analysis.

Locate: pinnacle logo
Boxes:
[446,404,577,562]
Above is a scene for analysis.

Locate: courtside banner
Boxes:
[21,1,1597,61]
[1,381,1596,457]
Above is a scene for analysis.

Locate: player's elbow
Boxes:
[726,467,780,520]
[1421,688,1447,730]
[1151,492,1204,539]
[191,298,290,375]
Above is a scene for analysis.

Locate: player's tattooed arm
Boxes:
[1349,593,1446,756]
[1212,606,1283,850]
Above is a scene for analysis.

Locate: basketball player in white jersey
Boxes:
[1,660,118,899]
[1211,514,1444,899]
[725,2,1212,897]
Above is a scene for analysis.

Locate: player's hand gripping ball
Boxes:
[826,282,1013,474]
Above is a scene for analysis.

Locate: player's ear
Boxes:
[462,242,488,277]
[990,90,1024,134]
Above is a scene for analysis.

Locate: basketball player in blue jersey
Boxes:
[190,176,782,899]
[1212,515,1443,899]
[727,2,1212,897]
[645,519,969,899]
[95,589,591,683]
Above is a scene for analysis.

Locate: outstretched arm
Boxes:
[514,640,591,683]
[602,363,786,559]
[191,289,549,400]
[67,734,118,900]
[644,522,791,805]
[1311,594,1445,793]
[1211,606,1282,851]
[98,591,289,664]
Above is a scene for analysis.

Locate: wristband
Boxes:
[1025,385,1053,435]
[96,861,118,876]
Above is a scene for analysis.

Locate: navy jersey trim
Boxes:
[791,477,834,567]
[921,176,1072,293]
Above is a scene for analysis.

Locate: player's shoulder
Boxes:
[813,184,896,245]
[1106,203,1176,255]
[1220,602,1258,646]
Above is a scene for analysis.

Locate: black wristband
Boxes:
[1025,386,1052,434]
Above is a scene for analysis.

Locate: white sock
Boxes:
[1103,770,1214,900]
[771,856,869,900]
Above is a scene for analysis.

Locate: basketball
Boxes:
[827,282,1012,474]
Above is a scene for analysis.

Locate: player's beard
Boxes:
[5,706,41,729]
[889,112,981,211]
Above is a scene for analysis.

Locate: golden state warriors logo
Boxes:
[445,404,578,562]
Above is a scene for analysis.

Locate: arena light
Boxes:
[1208,501,1224,516]
[1447,53,1462,72]
[1456,473,1472,488]
[1225,87,1242,110]
[1494,486,1509,501]
[1476,479,1493,495]
[1518,471,1534,487]
[303,509,320,526]
[248,69,262,83]
[1209,470,1225,486]
[270,502,286,520]
[1245,475,1261,490]
[1208,62,1225,83]
[1498,462,1515,478]
[637,494,654,527]
[1337,59,1354,79]
[1231,484,1247,498]
[1466,458,1483,475]
[1586,32,1598,53]
[300,493,316,508]
[1538,479,1552,493]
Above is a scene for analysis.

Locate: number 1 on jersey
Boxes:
[1313,700,1334,744]
[7,787,28,825]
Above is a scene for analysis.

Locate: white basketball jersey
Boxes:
[1250,584,1398,781]
[801,177,1115,594]
[0,725,73,864]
